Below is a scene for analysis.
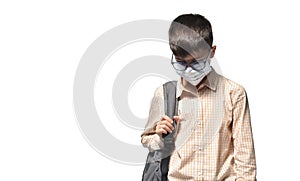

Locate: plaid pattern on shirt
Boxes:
[141,69,257,181]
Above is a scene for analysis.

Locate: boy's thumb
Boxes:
[173,116,180,124]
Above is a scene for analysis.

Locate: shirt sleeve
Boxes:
[232,87,257,180]
[141,85,165,152]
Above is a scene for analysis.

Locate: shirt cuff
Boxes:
[142,134,164,152]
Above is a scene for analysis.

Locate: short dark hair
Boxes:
[169,14,213,57]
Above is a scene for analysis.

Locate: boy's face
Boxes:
[174,46,216,64]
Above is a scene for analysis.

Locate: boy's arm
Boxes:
[232,87,257,180]
[141,86,165,152]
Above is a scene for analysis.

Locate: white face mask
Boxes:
[175,59,212,86]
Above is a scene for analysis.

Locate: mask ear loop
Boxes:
[206,50,212,65]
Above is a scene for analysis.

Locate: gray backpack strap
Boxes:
[163,80,178,138]
[161,80,178,181]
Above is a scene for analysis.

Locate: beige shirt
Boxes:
[141,69,257,181]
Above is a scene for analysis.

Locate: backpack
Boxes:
[142,81,178,181]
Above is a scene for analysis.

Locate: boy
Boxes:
[141,14,257,180]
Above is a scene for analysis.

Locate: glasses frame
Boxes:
[171,53,210,71]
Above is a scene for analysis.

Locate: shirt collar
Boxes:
[176,68,219,98]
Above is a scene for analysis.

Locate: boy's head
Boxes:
[169,14,215,60]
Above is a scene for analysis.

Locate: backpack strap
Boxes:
[163,80,178,138]
[161,80,178,181]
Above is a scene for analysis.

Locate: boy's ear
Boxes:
[210,45,216,58]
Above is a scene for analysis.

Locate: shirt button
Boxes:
[197,121,201,125]
[198,146,202,150]
[198,171,202,176]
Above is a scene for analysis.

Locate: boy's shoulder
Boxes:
[217,72,247,95]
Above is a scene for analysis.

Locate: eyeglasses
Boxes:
[171,54,210,71]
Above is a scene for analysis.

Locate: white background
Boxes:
[1,0,300,180]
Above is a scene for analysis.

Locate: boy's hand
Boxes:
[155,115,180,136]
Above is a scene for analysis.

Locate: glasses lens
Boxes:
[172,62,186,71]
[190,60,206,71]
[171,56,186,71]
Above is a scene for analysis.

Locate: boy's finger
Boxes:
[158,128,167,135]
[162,124,173,133]
[161,115,173,123]
[161,120,174,130]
